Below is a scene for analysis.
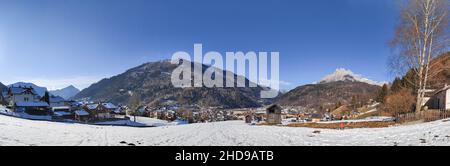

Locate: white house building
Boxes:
[427,85,450,110]
[5,86,40,106]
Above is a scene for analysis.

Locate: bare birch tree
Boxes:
[391,0,449,112]
[128,93,141,122]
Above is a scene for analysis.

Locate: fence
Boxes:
[396,109,450,123]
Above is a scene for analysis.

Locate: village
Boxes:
[1,83,449,128]
[0,85,228,126]
[0,85,250,126]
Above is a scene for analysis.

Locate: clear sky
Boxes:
[0,0,401,90]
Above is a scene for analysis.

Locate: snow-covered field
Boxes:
[95,116,187,127]
[1,105,184,127]
[0,106,52,121]
[1,114,449,146]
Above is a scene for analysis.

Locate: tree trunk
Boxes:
[415,64,424,112]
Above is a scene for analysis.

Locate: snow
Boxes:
[0,113,449,146]
[318,116,395,124]
[53,111,72,116]
[0,106,52,121]
[318,68,385,86]
[101,103,117,109]
[95,120,149,127]
[74,110,89,116]
[50,96,65,103]
[95,116,186,127]
[85,104,98,110]
[52,106,71,111]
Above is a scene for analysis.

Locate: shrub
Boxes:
[382,89,416,115]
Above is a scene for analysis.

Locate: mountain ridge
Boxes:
[0,82,6,92]
[318,68,384,86]
[276,69,382,112]
[8,82,48,97]
[50,85,81,100]
[74,60,267,108]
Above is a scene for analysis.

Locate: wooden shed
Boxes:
[266,104,282,124]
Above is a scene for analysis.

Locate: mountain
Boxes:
[0,82,6,92]
[276,69,382,112]
[8,82,48,97]
[49,85,80,100]
[74,60,266,109]
[318,68,384,86]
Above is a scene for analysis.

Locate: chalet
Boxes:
[148,109,159,118]
[266,104,282,124]
[100,103,118,112]
[4,86,50,114]
[81,103,117,120]
[245,114,253,123]
[52,106,72,119]
[426,85,450,110]
[420,89,437,106]
[132,106,147,116]
[15,101,49,114]
[74,109,90,122]
[111,105,126,115]
[97,103,117,118]
[83,104,99,119]
[165,110,176,121]
[310,114,323,123]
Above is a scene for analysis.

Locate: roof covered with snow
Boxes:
[15,102,49,107]
[101,103,117,109]
[318,68,384,86]
[85,104,98,110]
[74,110,89,116]
[53,111,72,116]
[52,106,71,111]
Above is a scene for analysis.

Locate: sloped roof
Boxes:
[435,85,450,95]
[101,103,117,109]
[267,104,282,111]
[311,113,323,119]
[75,109,89,116]
[53,111,72,116]
[15,102,49,107]
[85,104,99,110]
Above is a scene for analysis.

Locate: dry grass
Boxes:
[286,121,396,129]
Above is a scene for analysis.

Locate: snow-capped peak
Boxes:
[318,68,384,86]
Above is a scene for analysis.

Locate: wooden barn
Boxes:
[245,114,253,123]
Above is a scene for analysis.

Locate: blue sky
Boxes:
[0,0,401,90]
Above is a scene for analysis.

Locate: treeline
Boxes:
[376,52,450,115]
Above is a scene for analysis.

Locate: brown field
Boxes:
[285,121,397,129]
